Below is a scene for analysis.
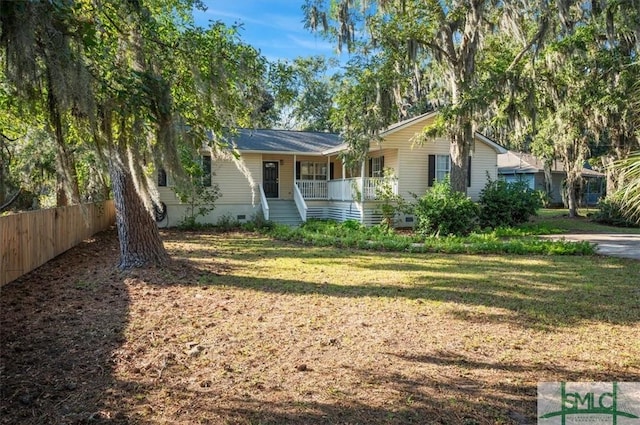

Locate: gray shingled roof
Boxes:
[498,150,603,177]
[228,129,342,153]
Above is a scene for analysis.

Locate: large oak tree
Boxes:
[304,0,548,193]
[1,0,267,269]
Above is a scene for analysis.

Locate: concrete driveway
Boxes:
[542,233,640,260]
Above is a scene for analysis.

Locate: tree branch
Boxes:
[0,189,22,212]
[506,11,550,73]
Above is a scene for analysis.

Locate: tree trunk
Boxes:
[449,120,472,194]
[48,77,81,206]
[543,162,553,202]
[110,156,169,270]
[565,172,579,218]
[0,161,5,205]
[562,140,587,218]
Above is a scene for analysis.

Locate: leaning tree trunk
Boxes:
[109,156,169,270]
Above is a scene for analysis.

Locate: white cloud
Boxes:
[287,35,334,52]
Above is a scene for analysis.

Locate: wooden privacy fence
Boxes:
[0,201,116,286]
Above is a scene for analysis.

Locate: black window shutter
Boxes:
[295,161,300,180]
[428,155,435,187]
[381,156,385,174]
[467,156,472,188]
[158,168,167,187]
[329,162,334,180]
[202,155,212,187]
[368,158,373,177]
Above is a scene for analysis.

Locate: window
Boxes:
[435,154,450,182]
[299,161,327,180]
[503,174,534,190]
[157,168,167,187]
[428,154,472,187]
[369,156,384,177]
[201,155,212,187]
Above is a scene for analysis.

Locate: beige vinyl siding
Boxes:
[398,137,450,199]
[214,153,261,204]
[365,148,398,177]
[157,153,262,227]
[377,117,448,199]
[467,141,498,200]
[372,116,500,201]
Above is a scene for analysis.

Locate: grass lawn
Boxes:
[531,208,640,234]
[1,227,639,424]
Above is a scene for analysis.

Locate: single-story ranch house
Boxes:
[157,112,507,227]
[497,150,604,206]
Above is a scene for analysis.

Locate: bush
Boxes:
[478,178,542,229]
[413,179,479,236]
[592,196,640,227]
[242,212,274,231]
[215,214,241,231]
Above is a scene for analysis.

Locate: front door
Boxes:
[263,161,279,198]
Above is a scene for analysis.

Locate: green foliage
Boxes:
[611,151,640,224]
[375,168,409,230]
[215,214,241,231]
[269,56,338,131]
[413,179,479,236]
[173,148,220,228]
[241,212,274,232]
[260,218,595,256]
[592,196,640,228]
[478,178,543,229]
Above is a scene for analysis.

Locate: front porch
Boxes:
[295,178,398,201]
[259,177,398,226]
[258,151,399,226]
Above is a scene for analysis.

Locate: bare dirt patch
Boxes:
[1,228,639,424]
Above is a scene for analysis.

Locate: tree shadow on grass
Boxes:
[165,230,640,326]
[3,229,636,425]
[107,349,640,425]
[180,267,639,329]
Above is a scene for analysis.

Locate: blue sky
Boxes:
[193,0,336,62]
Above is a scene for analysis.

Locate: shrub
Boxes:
[413,179,479,236]
[243,212,274,231]
[478,178,542,229]
[374,168,410,230]
[592,196,640,227]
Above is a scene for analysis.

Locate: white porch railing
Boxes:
[258,184,269,220]
[328,178,359,201]
[293,183,308,222]
[362,177,398,200]
[295,180,328,199]
[298,178,398,202]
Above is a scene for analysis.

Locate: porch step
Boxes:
[267,200,303,226]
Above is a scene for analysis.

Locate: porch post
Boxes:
[360,159,366,223]
[293,154,297,189]
[327,155,330,182]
